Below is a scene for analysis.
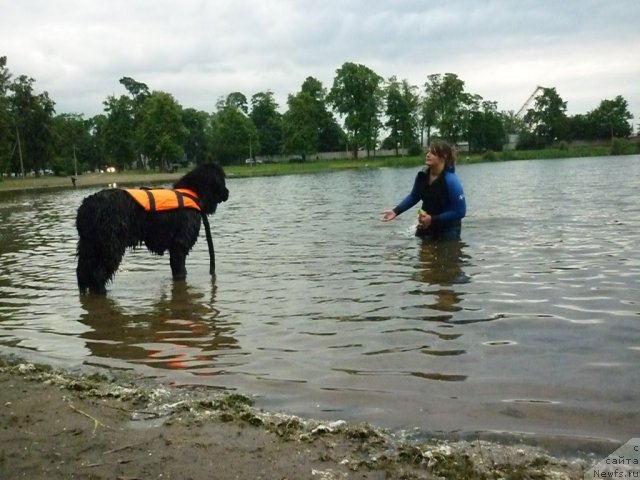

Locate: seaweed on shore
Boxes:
[0,357,592,479]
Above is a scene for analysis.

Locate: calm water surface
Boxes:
[1,155,639,447]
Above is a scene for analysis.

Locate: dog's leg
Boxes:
[169,247,188,281]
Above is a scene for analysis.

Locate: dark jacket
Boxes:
[392,167,466,239]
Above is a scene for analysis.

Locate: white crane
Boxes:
[505,86,546,150]
[515,86,545,119]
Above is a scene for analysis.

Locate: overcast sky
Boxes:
[2,0,639,127]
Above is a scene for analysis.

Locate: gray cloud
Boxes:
[2,0,639,124]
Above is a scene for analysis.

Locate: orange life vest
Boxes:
[124,188,201,212]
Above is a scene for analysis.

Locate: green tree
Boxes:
[119,76,150,166]
[501,110,527,136]
[467,101,506,152]
[182,108,212,164]
[282,90,320,161]
[103,94,136,170]
[385,76,419,155]
[9,74,56,175]
[217,92,248,114]
[424,73,472,144]
[0,56,14,176]
[250,91,283,156]
[328,62,383,158]
[210,94,258,164]
[318,116,347,153]
[282,77,346,159]
[587,95,633,141]
[88,114,108,172]
[119,76,150,105]
[299,77,345,152]
[51,113,95,175]
[137,91,187,170]
[523,87,567,145]
[419,94,438,149]
[565,113,590,141]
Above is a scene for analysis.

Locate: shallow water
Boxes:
[1,155,639,446]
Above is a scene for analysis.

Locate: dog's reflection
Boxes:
[79,281,237,374]
[412,240,470,314]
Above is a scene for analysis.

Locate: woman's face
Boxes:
[425,148,444,168]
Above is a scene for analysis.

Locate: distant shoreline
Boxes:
[0,171,182,193]
[1,146,636,193]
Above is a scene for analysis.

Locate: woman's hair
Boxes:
[428,141,456,169]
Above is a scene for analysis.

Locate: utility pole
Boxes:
[15,124,24,177]
[73,145,78,176]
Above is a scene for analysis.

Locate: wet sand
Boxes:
[0,357,595,480]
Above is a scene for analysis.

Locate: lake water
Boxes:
[1,155,638,449]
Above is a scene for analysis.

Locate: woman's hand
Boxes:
[417,211,431,229]
[381,210,397,222]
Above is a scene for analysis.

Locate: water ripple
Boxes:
[1,157,640,443]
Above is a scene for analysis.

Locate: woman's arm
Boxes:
[392,171,425,216]
[432,172,466,223]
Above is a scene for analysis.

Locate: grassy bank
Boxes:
[213,143,639,179]
[1,144,637,193]
[225,143,632,177]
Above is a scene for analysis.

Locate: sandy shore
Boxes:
[0,356,597,480]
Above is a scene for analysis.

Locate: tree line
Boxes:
[0,55,634,177]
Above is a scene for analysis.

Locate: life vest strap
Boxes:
[143,189,156,211]
[174,189,200,210]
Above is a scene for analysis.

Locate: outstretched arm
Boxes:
[381,171,424,222]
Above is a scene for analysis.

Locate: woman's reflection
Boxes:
[79,281,238,374]
[413,240,470,314]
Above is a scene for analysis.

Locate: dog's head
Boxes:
[173,163,229,214]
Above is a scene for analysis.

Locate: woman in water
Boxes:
[381,141,466,241]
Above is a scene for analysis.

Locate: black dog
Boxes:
[76,163,228,295]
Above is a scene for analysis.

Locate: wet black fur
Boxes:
[76,163,228,295]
